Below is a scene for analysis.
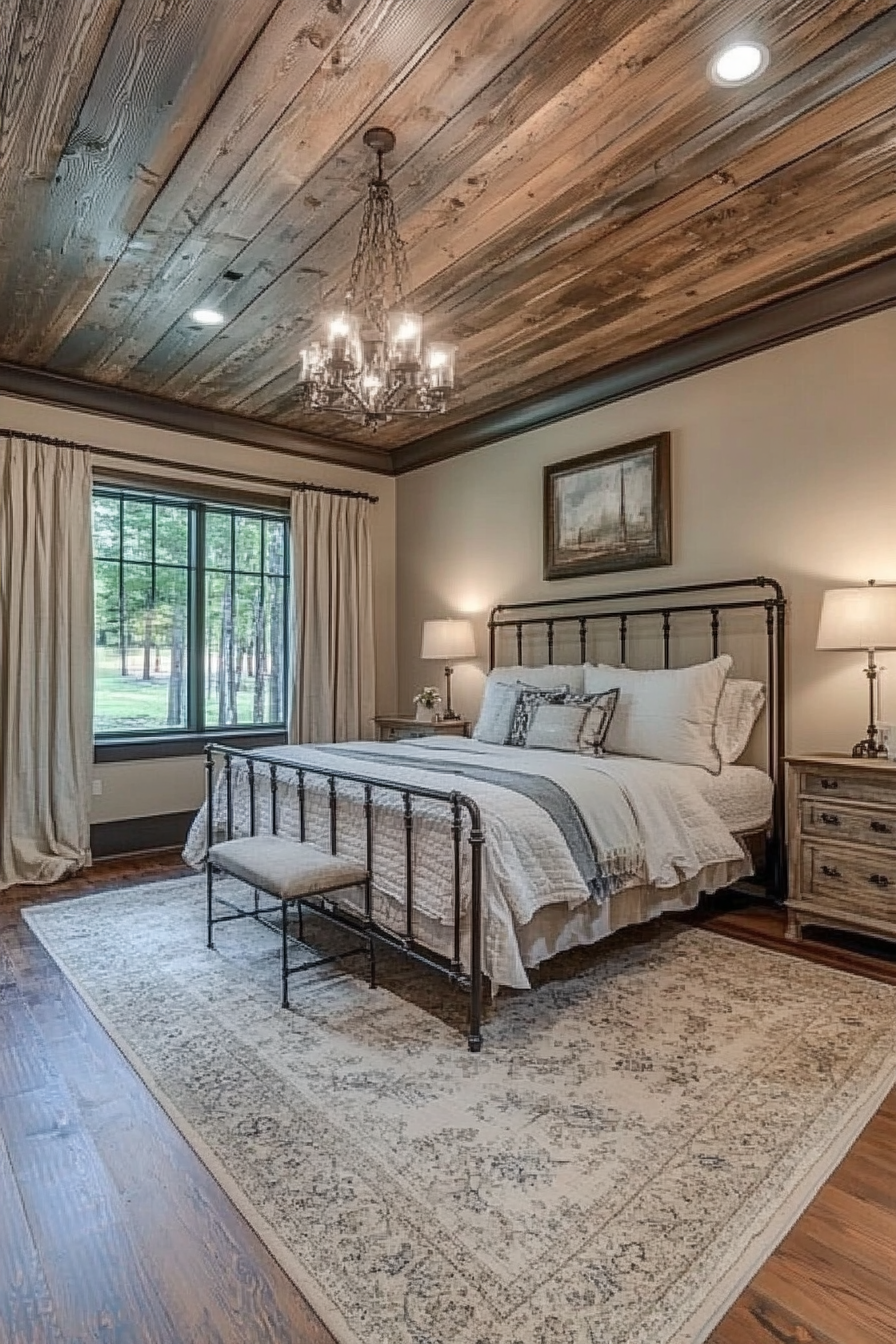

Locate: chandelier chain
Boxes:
[348,178,410,331]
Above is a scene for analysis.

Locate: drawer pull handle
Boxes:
[820,864,842,879]
[819,813,841,827]
[820,778,839,790]
[869,873,890,888]
[870,820,892,834]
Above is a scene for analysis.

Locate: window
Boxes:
[93,488,289,745]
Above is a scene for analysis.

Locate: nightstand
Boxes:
[786,753,896,945]
[374,715,470,742]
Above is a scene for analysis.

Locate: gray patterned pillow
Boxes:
[524,702,591,752]
[575,688,620,756]
[472,679,521,744]
[519,688,619,754]
[508,685,570,748]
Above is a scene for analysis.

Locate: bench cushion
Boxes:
[209,836,367,900]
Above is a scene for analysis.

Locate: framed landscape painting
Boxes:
[543,432,672,580]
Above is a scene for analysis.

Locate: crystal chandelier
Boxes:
[297,128,456,428]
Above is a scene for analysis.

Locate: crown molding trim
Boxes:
[391,255,896,474]
[0,360,391,475]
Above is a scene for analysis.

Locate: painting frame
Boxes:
[543,432,672,580]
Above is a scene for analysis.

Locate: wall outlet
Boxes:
[92,779,103,797]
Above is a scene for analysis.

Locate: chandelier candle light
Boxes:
[297,128,456,427]
[421,618,476,721]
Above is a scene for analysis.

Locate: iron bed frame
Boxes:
[203,574,786,1052]
[488,575,787,895]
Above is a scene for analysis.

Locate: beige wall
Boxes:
[396,307,896,757]
[1,392,396,823]
[8,303,896,829]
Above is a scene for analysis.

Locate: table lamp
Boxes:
[421,618,475,720]
[816,581,896,757]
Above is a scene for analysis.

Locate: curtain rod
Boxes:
[1,426,380,503]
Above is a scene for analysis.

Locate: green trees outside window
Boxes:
[93,489,289,737]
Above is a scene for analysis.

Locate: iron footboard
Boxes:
[204,743,486,1051]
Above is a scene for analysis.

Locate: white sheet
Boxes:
[578,756,773,836]
[692,763,774,834]
[185,739,760,989]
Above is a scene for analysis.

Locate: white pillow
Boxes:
[487,663,585,694]
[584,655,732,773]
[716,678,765,764]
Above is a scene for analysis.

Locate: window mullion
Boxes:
[229,511,236,729]
[260,518,266,721]
[283,518,290,719]
[150,502,157,606]
[193,504,206,735]
[118,495,126,678]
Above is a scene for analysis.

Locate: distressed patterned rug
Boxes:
[24,876,896,1344]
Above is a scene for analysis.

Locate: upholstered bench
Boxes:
[207,835,370,1008]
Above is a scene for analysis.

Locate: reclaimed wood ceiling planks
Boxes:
[1,0,895,469]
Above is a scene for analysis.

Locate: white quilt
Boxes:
[185,739,751,987]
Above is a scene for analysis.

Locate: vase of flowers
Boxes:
[413,686,441,722]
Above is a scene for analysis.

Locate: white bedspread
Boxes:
[185,739,752,988]
[391,738,748,889]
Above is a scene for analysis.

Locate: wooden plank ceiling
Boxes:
[1,0,896,470]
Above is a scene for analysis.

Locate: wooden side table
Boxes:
[786,753,896,946]
[374,715,470,743]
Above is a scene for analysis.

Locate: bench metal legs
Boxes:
[281,900,290,1009]
[208,869,374,1012]
[206,861,214,950]
[279,895,374,1010]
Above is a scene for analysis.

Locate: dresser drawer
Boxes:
[801,841,896,924]
[800,799,896,850]
[804,769,896,808]
[787,756,896,944]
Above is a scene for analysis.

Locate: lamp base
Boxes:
[441,709,461,721]
[852,736,888,758]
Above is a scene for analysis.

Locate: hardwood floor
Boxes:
[690,893,896,1344]
[1,856,894,1344]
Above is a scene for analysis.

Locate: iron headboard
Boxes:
[487,576,787,897]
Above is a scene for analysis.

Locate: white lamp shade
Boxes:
[816,585,896,651]
[421,618,475,661]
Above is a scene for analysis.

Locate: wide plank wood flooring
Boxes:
[1,855,894,1344]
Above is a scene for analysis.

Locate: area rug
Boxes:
[23,876,896,1344]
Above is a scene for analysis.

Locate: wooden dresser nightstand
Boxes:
[374,715,470,742]
[786,753,896,945]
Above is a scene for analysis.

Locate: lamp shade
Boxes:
[816,585,896,651]
[421,618,475,661]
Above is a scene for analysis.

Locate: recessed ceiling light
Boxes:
[708,40,769,87]
[190,307,225,326]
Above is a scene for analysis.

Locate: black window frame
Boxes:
[93,485,290,762]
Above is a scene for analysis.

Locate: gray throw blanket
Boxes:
[329,743,620,900]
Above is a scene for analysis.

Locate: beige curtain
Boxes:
[0,435,94,890]
[289,490,375,743]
